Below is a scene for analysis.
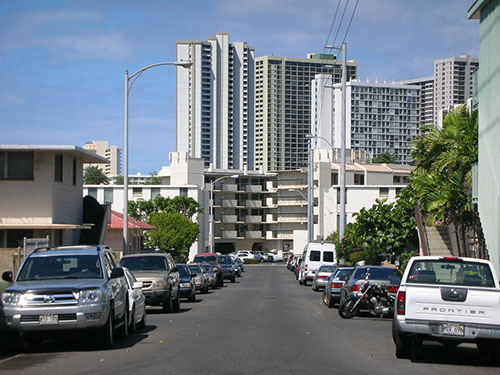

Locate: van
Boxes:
[301,242,336,286]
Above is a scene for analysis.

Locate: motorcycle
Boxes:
[338,279,395,319]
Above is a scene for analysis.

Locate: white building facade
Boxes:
[176,32,255,170]
[83,140,121,177]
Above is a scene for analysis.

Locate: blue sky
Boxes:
[0,0,479,174]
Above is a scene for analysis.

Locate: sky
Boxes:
[0,0,479,174]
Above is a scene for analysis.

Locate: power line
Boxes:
[323,0,342,54]
[341,0,360,47]
[331,0,350,51]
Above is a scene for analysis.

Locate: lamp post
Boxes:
[289,188,313,243]
[208,175,239,253]
[123,60,192,256]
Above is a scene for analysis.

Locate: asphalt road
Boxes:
[0,264,499,374]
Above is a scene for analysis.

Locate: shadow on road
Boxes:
[410,342,498,368]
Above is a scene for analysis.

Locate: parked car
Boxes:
[193,253,224,287]
[301,242,336,286]
[233,256,244,275]
[0,245,129,353]
[177,264,196,302]
[290,255,301,272]
[219,255,236,283]
[200,264,217,289]
[312,265,338,291]
[121,252,181,313]
[393,256,500,361]
[188,264,209,294]
[267,252,284,262]
[338,265,401,307]
[123,267,147,333]
[323,267,355,308]
[294,258,303,280]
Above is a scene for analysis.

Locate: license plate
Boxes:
[441,323,464,336]
[39,314,59,325]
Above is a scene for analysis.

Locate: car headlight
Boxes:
[180,282,192,288]
[79,289,102,304]
[1,292,21,306]
[153,280,168,288]
[212,267,218,272]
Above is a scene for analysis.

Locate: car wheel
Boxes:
[162,292,174,313]
[173,289,180,312]
[0,331,18,354]
[231,275,236,283]
[99,311,114,349]
[137,308,147,329]
[188,290,196,302]
[392,318,411,359]
[303,279,308,286]
[117,305,129,339]
[129,306,136,334]
[323,291,333,308]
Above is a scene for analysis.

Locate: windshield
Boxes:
[201,264,213,273]
[407,259,495,287]
[353,267,400,282]
[121,256,168,271]
[219,255,232,264]
[188,265,202,273]
[333,268,354,281]
[177,264,190,278]
[18,255,103,281]
[319,265,336,272]
[194,256,217,263]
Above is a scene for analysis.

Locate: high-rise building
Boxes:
[254,54,357,171]
[176,32,255,170]
[83,141,121,176]
[433,55,478,126]
[312,79,420,164]
[403,77,434,126]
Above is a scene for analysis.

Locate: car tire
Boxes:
[99,311,115,349]
[392,318,411,359]
[188,291,196,302]
[137,309,147,329]
[323,292,335,308]
[173,289,180,312]
[117,305,129,339]
[303,280,308,286]
[129,306,136,334]
[162,292,174,313]
[231,275,236,283]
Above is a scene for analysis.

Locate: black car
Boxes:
[177,264,196,302]
[219,255,236,283]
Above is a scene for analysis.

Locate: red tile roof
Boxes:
[108,210,156,230]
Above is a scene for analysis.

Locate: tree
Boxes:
[83,166,109,185]
[372,152,398,164]
[144,171,162,185]
[147,212,199,261]
[128,196,203,222]
[115,175,124,185]
[410,105,478,256]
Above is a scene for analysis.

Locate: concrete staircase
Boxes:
[425,226,453,257]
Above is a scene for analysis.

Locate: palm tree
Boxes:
[83,166,109,185]
[410,105,478,256]
[372,152,398,164]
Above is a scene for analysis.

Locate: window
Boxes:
[379,188,389,197]
[151,188,161,199]
[309,251,320,261]
[72,159,77,185]
[354,174,365,185]
[3,229,34,248]
[323,251,334,262]
[180,188,188,197]
[331,173,338,186]
[104,188,113,203]
[55,154,63,182]
[0,151,34,179]
[393,175,401,183]
[133,188,142,198]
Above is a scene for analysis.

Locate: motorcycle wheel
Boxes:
[338,297,361,319]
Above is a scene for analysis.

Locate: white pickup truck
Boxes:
[392,256,500,362]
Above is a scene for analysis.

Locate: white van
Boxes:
[300,242,336,286]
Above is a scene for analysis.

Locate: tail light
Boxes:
[332,282,343,289]
[389,286,399,294]
[352,285,360,292]
[317,275,328,279]
[397,291,406,315]
[305,264,308,271]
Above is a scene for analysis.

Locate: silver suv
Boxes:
[0,245,129,353]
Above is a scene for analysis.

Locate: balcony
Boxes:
[245,231,264,239]
[221,215,238,223]
[221,230,238,239]
[277,199,306,206]
[245,185,262,193]
[222,200,238,208]
[245,215,263,223]
[246,200,262,208]
[279,214,308,223]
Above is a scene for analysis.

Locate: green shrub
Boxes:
[243,259,260,264]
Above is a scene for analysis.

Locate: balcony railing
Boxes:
[222,200,238,208]
[245,185,262,193]
[245,231,264,239]
[245,215,263,223]
[221,230,238,239]
[222,215,238,223]
[246,200,262,208]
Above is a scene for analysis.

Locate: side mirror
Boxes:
[2,271,13,283]
[132,281,143,289]
[171,267,179,273]
[110,267,124,279]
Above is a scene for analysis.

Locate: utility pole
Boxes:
[340,42,347,240]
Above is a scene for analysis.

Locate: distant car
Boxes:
[177,264,196,302]
[219,255,236,283]
[235,251,256,261]
[120,252,181,313]
[339,266,401,307]
[301,242,336,286]
[200,264,217,289]
[188,264,209,294]
[267,253,284,263]
[123,267,147,333]
[322,267,354,308]
[193,253,223,287]
[312,265,337,291]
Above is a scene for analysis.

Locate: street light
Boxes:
[123,60,192,255]
[208,174,239,253]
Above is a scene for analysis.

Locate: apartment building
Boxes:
[176,32,255,170]
[254,53,357,172]
[311,79,420,164]
[83,140,121,176]
[403,77,434,126]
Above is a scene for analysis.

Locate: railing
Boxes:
[222,200,238,208]
[245,231,264,239]
[222,215,238,223]
[245,216,263,223]
[221,230,238,239]
[246,200,262,208]
[245,185,262,193]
